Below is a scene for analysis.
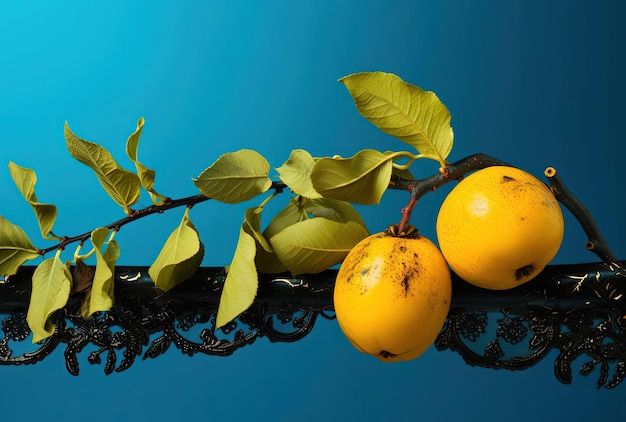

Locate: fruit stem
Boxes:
[397,191,418,235]
[545,167,623,269]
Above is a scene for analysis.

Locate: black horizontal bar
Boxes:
[2,261,623,315]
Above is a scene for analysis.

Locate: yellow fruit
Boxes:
[334,229,451,362]
[436,166,564,290]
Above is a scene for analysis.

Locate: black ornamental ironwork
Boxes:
[1,260,624,389]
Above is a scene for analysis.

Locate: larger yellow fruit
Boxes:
[436,166,564,290]
[334,229,451,362]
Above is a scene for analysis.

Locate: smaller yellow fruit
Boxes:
[436,166,564,290]
[334,229,451,362]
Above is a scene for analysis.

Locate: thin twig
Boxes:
[38,181,287,256]
[544,167,621,266]
[392,153,509,234]
[391,155,622,268]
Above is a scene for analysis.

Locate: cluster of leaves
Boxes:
[0,71,454,343]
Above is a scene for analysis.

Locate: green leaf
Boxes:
[340,71,454,166]
[215,225,258,329]
[254,199,307,274]
[254,198,366,274]
[8,162,58,240]
[26,254,72,343]
[244,200,292,274]
[65,122,142,213]
[243,206,272,252]
[303,197,367,227]
[271,219,369,275]
[148,208,204,292]
[310,149,393,205]
[0,215,40,276]
[125,117,166,205]
[262,198,308,241]
[276,149,322,199]
[103,238,120,269]
[81,228,119,319]
[193,149,272,204]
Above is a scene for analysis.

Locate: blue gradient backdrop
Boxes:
[1,2,624,421]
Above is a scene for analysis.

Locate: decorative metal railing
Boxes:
[1,260,624,389]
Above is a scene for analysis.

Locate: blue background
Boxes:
[1,1,624,420]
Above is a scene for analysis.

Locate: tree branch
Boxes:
[544,167,622,267]
[388,154,622,267]
[391,153,509,235]
[38,181,287,256]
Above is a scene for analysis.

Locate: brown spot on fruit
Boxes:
[379,350,397,359]
[515,264,535,280]
[401,275,410,297]
[501,175,516,182]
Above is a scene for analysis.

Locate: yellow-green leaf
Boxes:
[276,149,322,199]
[65,122,141,213]
[0,215,40,276]
[254,199,308,274]
[8,162,58,240]
[103,238,120,269]
[340,71,454,166]
[126,117,166,205]
[311,149,393,205]
[262,198,308,241]
[245,210,284,273]
[81,228,119,319]
[26,254,72,343]
[215,225,258,329]
[254,198,366,274]
[193,149,272,204]
[149,208,204,292]
[303,197,366,227]
[243,206,272,252]
[271,219,369,275]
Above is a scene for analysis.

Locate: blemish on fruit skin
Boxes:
[501,175,516,183]
[359,256,384,295]
[343,260,358,285]
[401,275,410,297]
[468,193,489,217]
[379,350,397,359]
[515,264,535,281]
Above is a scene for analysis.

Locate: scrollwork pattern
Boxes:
[1,263,624,389]
[0,270,336,375]
[435,263,626,389]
